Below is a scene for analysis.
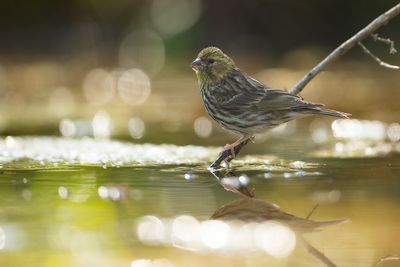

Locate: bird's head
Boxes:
[191,47,235,83]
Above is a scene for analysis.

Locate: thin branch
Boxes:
[306,203,320,219]
[290,3,400,95]
[372,255,400,267]
[371,33,398,54]
[358,41,400,69]
[299,236,337,267]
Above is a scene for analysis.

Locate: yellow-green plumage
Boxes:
[193,47,235,84]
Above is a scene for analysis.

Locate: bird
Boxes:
[191,47,349,157]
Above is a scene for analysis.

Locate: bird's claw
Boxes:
[223,144,236,158]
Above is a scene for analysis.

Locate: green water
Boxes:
[0,137,399,267]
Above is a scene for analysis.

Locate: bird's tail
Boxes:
[304,106,351,119]
[312,218,349,229]
[290,217,349,233]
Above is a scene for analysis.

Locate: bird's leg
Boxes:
[210,137,252,169]
[223,135,252,158]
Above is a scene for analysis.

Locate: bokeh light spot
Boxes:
[309,119,331,144]
[332,119,386,141]
[131,259,152,267]
[387,123,400,142]
[59,119,76,138]
[58,186,69,199]
[119,30,165,76]
[254,221,296,258]
[83,69,116,106]
[171,215,200,246]
[92,110,112,139]
[137,216,166,245]
[200,220,230,249]
[150,0,202,37]
[193,116,212,138]
[131,259,174,267]
[128,117,146,139]
[98,186,109,199]
[0,227,5,250]
[118,69,151,106]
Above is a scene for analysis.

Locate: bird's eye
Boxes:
[207,59,215,65]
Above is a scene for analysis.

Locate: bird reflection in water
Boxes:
[135,169,348,267]
[209,168,347,267]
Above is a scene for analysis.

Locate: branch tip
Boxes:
[358,41,400,70]
[290,3,400,95]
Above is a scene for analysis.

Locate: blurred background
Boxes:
[0,0,399,146]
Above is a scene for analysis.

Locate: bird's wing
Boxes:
[217,71,320,112]
[255,89,323,111]
[215,71,268,110]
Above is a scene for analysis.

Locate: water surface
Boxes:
[0,137,399,267]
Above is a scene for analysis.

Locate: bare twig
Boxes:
[358,41,400,69]
[372,255,400,267]
[306,203,320,219]
[299,236,337,267]
[371,33,398,54]
[290,3,400,95]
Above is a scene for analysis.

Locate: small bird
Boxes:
[191,47,349,156]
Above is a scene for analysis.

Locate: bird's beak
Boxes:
[191,58,203,72]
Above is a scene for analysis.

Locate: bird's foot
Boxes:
[223,143,237,158]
